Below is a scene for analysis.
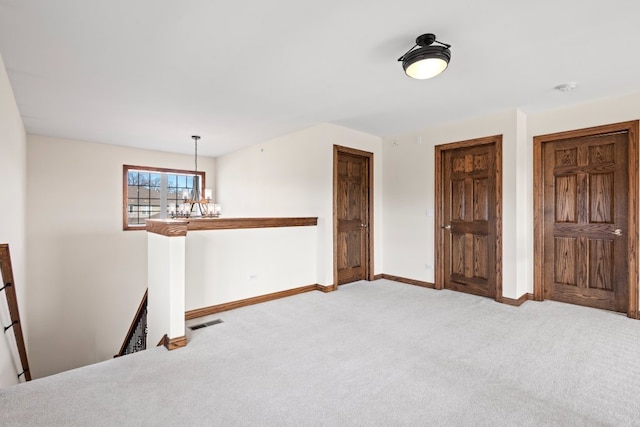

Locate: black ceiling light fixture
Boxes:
[398,33,452,80]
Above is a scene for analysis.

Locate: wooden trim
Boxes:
[533,133,544,301]
[185,284,320,320]
[123,164,206,231]
[157,334,168,347]
[333,145,375,286]
[146,217,317,237]
[116,289,148,357]
[145,220,189,237]
[434,135,503,301]
[434,145,444,291]
[124,164,208,180]
[367,149,375,282]
[381,274,435,289]
[373,274,384,280]
[165,335,187,351]
[315,284,336,293]
[495,137,503,301]
[501,293,533,307]
[186,217,317,231]
[0,244,31,381]
[533,120,639,318]
[122,165,127,231]
[333,145,338,288]
[628,122,639,319]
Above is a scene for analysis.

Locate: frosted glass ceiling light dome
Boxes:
[398,33,452,80]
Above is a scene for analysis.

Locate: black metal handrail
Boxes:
[115,289,148,357]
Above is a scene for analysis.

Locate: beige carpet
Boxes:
[1,279,639,426]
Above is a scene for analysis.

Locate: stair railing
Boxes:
[115,289,148,357]
[0,244,31,381]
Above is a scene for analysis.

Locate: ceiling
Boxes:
[1,0,640,157]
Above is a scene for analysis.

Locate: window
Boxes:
[123,165,205,230]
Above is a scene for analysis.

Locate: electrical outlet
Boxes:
[248,274,257,280]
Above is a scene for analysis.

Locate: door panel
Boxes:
[441,142,498,299]
[335,148,371,285]
[542,132,628,312]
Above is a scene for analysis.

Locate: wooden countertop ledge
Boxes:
[146,217,318,237]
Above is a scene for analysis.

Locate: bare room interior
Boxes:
[1,1,640,425]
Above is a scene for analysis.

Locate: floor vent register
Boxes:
[189,319,224,330]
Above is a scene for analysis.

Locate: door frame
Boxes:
[533,120,639,318]
[434,135,503,301]
[333,145,374,289]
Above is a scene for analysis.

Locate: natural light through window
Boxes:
[122,165,205,230]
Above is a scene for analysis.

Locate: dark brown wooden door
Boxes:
[335,148,370,285]
[442,143,498,298]
[543,132,629,312]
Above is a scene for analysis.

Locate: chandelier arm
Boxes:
[168,134,218,219]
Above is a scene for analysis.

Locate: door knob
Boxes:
[442,225,451,230]
[612,228,622,236]
[360,223,368,228]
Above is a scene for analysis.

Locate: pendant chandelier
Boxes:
[170,135,221,218]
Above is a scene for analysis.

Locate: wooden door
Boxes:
[436,136,502,300]
[334,146,372,286]
[542,131,630,312]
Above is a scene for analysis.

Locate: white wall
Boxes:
[185,226,317,310]
[215,123,383,285]
[383,93,640,302]
[0,53,27,388]
[527,93,640,137]
[382,110,519,298]
[515,109,532,298]
[382,110,523,299]
[26,135,215,378]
